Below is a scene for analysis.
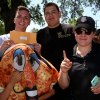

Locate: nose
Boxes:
[81,31,86,35]
[19,16,29,22]
[21,17,25,22]
[45,12,53,17]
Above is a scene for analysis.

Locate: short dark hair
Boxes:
[15,5,31,17]
[43,2,60,13]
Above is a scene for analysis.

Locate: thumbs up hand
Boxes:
[60,50,72,73]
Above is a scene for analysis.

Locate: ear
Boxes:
[14,18,16,24]
[59,11,61,18]
[74,31,77,36]
[28,19,31,25]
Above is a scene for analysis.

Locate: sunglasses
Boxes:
[75,28,92,35]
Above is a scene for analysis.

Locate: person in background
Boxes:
[93,28,100,43]
[58,16,100,100]
[36,2,76,100]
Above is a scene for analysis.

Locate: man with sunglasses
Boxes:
[58,16,100,100]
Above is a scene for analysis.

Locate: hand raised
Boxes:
[63,50,67,59]
[60,50,72,73]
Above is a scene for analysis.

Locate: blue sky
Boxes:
[83,7,100,28]
[26,0,100,32]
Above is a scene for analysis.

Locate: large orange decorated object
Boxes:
[0,43,58,100]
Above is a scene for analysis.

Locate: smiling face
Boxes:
[14,10,30,32]
[44,5,61,28]
[74,28,95,47]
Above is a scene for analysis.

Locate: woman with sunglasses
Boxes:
[58,16,100,100]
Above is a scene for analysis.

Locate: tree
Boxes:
[0,20,5,35]
[0,0,100,34]
[33,0,100,25]
[31,28,39,33]
[0,0,26,34]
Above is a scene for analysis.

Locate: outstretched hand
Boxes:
[60,50,72,73]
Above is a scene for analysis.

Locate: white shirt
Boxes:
[0,34,10,45]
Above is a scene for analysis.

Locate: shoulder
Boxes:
[37,27,49,39]
[0,33,9,37]
[0,34,10,45]
[92,42,100,52]
[61,23,73,28]
[37,27,48,34]
[36,27,49,41]
[61,23,74,34]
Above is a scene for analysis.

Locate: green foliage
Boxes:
[31,28,39,33]
[24,0,31,5]
[85,0,100,14]
[68,18,77,27]
[0,0,100,33]
[58,0,84,23]
[0,20,5,35]
[29,4,45,26]
[7,0,11,8]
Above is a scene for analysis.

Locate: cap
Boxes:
[75,16,95,30]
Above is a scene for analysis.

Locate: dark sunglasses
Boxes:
[75,28,92,35]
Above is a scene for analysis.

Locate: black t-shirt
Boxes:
[37,24,76,100]
[68,42,100,100]
[37,24,76,71]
